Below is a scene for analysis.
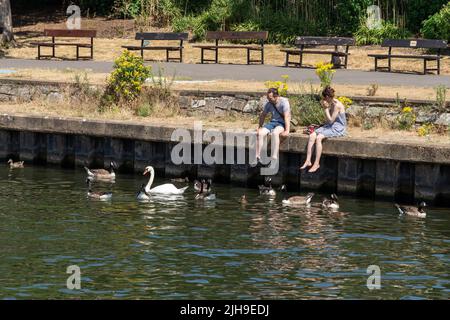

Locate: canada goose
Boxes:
[258,177,276,196]
[195,179,216,201]
[86,177,112,200]
[322,194,339,210]
[282,193,315,206]
[7,159,24,169]
[194,179,212,193]
[171,177,189,183]
[395,202,427,218]
[136,183,151,201]
[142,166,188,195]
[85,161,116,180]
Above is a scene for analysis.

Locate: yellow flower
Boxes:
[402,106,413,113]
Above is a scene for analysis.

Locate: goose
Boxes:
[240,195,248,204]
[258,177,276,196]
[84,161,116,180]
[86,178,112,200]
[395,202,427,218]
[282,192,315,206]
[7,159,24,169]
[142,166,188,195]
[194,179,212,193]
[136,183,151,201]
[322,194,339,210]
[195,180,216,201]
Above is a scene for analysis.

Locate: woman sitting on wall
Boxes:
[300,86,347,173]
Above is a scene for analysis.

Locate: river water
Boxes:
[0,165,448,299]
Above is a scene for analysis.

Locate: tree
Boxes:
[0,0,13,44]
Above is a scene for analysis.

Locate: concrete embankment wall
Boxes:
[1,113,449,206]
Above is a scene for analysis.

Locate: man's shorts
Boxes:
[263,120,285,132]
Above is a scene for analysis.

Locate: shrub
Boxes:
[421,3,450,41]
[354,21,411,45]
[435,85,447,113]
[104,50,151,103]
[265,75,289,96]
[417,123,434,137]
[290,90,325,127]
[315,62,335,88]
[396,106,416,130]
[337,96,353,109]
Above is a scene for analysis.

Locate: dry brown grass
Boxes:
[4,26,449,75]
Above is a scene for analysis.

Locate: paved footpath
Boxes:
[1,58,449,87]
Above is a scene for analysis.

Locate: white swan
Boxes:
[141,166,188,195]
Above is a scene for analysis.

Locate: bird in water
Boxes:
[258,177,276,197]
[84,161,116,181]
[240,194,248,204]
[7,159,24,169]
[395,202,427,218]
[195,179,216,201]
[282,192,315,206]
[322,194,339,211]
[86,177,112,200]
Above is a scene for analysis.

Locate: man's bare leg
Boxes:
[271,126,285,160]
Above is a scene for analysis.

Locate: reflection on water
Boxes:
[0,165,449,299]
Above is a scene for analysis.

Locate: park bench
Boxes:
[193,31,268,64]
[31,29,96,60]
[281,36,355,68]
[122,32,188,62]
[368,39,448,75]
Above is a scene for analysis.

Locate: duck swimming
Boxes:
[84,161,116,180]
[395,202,426,218]
[258,177,276,196]
[282,192,315,206]
[195,180,216,201]
[7,159,24,169]
[86,177,112,200]
[322,194,339,210]
[240,195,248,204]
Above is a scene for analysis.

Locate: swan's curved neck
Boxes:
[145,170,154,192]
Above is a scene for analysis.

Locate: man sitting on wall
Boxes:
[255,88,291,164]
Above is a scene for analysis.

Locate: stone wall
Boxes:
[1,79,449,126]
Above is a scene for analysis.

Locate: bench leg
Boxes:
[200,48,204,64]
[166,49,169,62]
[388,57,391,72]
[52,45,55,58]
[374,58,378,71]
[215,48,218,64]
[344,55,348,69]
[37,46,41,60]
[180,48,183,63]
[261,48,264,65]
[91,46,93,60]
[437,59,440,75]
[247,48,250,65]
[299,53,303,68]
[285,52,289,67]
[140,49,144,59]
[76,46,79,60]
[423,59,427,75]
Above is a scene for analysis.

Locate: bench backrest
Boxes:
[381,39,447,49]
[295,36,355,46]
[135,32,188,41]
[205,31,268,41]
[44,29,96,38]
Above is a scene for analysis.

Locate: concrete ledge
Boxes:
[1,112,449,165]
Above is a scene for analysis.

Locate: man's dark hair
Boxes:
[267,88,279,96]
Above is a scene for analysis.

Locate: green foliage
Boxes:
[396,106,416,130]
[104,50,151,103]
[290,86,326,127]
[406,0,449,34]
[421,2,450,41]
[315,62,335,88]
[435,85,448,113]
[354,21,411,45]
[136,102,152,117]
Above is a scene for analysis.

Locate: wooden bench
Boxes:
[122,32,188,62]
[281,36,355,68]
[31,29,96,60]
[368,39,448,75]
[193,31,268,64]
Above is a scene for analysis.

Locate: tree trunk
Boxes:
[0,0,14,44]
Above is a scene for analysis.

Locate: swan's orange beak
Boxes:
[143,169,148,175]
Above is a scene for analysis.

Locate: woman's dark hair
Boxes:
[267,88,279,97]
[322,86,335,98]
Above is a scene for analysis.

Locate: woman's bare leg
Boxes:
[309,134,325,173]
[300,132,316,169]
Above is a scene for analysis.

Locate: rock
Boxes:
[191,99,206,108]
[346,105,363,117]
[46,92,64,104]
[435,113,450,126]
[178,96,191,109]
[366,106,387,118]
[416,111,438,123]
[230,99,247,112]
[243,100,259,113]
